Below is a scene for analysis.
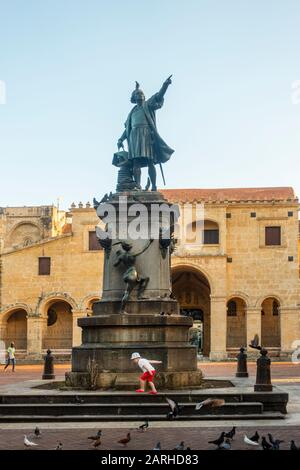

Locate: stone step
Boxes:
[0,411,285,423]
[0,391,288,414]
[0,402,263,416]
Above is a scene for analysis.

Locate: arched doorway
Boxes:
[3,309,27,351]
[261,297,281,347]
[172,266,211,356]
[226,297,247,349]
[42,300,73,350]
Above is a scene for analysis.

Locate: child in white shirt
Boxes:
[131,352,162,395]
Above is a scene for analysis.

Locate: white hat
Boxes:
[131,352,141,360]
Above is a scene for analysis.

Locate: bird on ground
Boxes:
[244,435,259,446]
[166,397,184,419]
[218,439,231,450]
[34,427,41,438]
[174,441,185,451]
[290,440,300,451]
[93,438,102,448]
[195,398,225,411]
[261,436,272,450]
[118,433,131,446]
[268,433,284,450]
[74,395,85,404]
[24,435,38,448]
[153,442,161,451]
[249,334,262,350]
[208,432,225,447]
[268,433,275,445]
[55,442,63,450]
[137,420,149,432]
[271,439,284,450]
[249,431,260,443]
[224,426,236,440]
[88,430,102,440]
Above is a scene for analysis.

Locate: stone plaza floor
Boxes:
[0,361,299,450]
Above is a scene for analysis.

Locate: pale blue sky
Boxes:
[0,0,300,209]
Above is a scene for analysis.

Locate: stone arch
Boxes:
[79,293,101,311]
[254,294,283,308]
[42,297,75,350]
[0,303,32,323]
[227,292,250,308]
[0,305,29,350]
[171,264,212,356]
[171,260,215,296]
[7,221,42,247]
[37,292,78,317]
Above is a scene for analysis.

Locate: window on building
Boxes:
[38,257,51,275]
[203,229,219,244]
[265,226,281,246]
[89,231,102,251]
[227,300,237,316]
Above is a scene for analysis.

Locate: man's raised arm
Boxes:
[157,75,172,101]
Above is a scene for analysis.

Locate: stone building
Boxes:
[0,187,299,360]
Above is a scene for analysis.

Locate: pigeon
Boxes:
[249,334,262,350]
[74,395,85,404]
[153,442,161,451]
[249,431,260,442]
[244,435,259,446]
[55,442,63,450]
[271,439,284,450]
[290,440,300,451]
[118,433,131,446]
[138,420,149,432]
[34,427,41,438]
[93,438,102,448]
[261,436,272,450]
[88,430,102,440]
[24,435,38,447]
[224,426,236,439]
[268,433,275,445]
[219,439,231,450]
[195,398,225,411]
[174,441,185,450]
[166,397,184,419]
[208,432,225,447]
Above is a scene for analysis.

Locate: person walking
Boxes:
[4,342,16,372]
[131,352,162,395]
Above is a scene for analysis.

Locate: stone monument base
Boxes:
[67,313,203,390]
[66,370,203,390]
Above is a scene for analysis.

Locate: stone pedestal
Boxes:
[67,191,203,390]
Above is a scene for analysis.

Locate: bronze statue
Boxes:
[117,76,174,191]
[113,239,153,312]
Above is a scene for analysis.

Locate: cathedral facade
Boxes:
[0,187,299,360]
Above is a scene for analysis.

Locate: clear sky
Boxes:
[0,0,300,209]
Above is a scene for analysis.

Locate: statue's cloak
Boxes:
[124,93,174,166]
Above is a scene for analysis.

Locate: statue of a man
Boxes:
[117,76,174,191]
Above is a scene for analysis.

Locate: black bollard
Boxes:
[42,349,55,380]
[236,347,249,377]
[254,348,272,391]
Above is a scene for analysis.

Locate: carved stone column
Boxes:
[26,315,44,359]
[210,296,227,360]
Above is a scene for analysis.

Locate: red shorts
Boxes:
[140,370,156,382]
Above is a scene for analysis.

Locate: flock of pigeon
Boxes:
[22,423,300,451]
[21,387,299,452]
